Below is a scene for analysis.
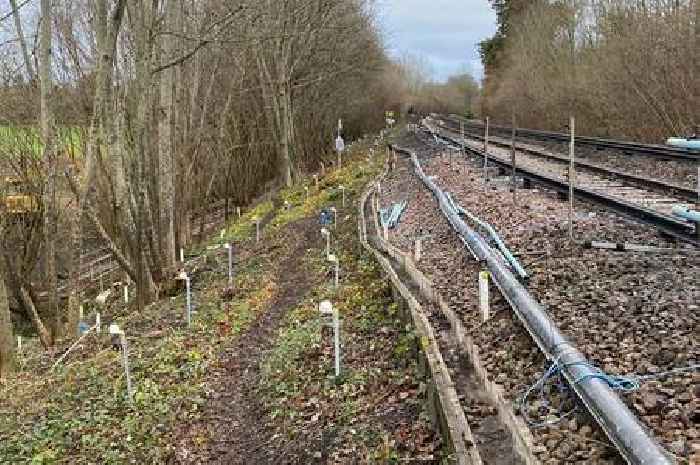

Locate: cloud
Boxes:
[379,0,497,82]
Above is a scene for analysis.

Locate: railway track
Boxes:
[374,128,698,464]
[427,117,699,246]
[446,115,700,162]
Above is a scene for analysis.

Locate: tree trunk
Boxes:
[20,286,52,349]
[9,0,34,82]
[65,201,81,338]
[40,0,59,345]
[0,258,14,378]
[159,0,177,269]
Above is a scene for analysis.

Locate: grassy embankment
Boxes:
[0,138,440,464]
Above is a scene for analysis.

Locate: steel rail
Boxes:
[446,114,700,162]
[438,120,698,202]
[430,127,698,246]
[391,142,673,465]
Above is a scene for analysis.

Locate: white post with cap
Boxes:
[319,300,340,377]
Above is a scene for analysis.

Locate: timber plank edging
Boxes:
[358,176,479,465]
[357,156,541,465]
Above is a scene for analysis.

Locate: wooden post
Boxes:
[569,116,576,241]
[511,112,517,204]
[483,116,490,182]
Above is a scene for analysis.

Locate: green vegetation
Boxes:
[258,155,441,462]
[0,140,406,464]
[0,126,83,159]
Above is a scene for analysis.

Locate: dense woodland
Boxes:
[480,0,699,141]
[0,0,482,377]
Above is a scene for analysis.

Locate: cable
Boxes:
[520,358,700,428]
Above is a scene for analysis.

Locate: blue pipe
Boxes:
[444,193,528,280]
[666,138,700,150]
[672,206,700,222]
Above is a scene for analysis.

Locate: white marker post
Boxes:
[339,186,346,207]
[479,271,490,322]
[16,335,21,353]
[319,300,340,378]
[237,206,241,219]
[335,134,345,170]
[124,282,129,303]
[414,237,422,262]
[226,243,233,285]
[95,312,101,333]
[321,228,331,257]
[328,254,339,288]
[254,217,260,243]
[178,270,192,326]
[180,248,185,263]
[109,324,134,401]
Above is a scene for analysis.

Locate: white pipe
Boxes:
[186,275,192,325]
[321,228,330,257]
[328,254,339,288]
[319,301,340,377]
[227,243,233,285]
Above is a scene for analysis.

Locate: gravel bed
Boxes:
[378,130,699,464]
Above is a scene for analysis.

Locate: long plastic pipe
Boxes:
[444,192,528,280]
[672,205,700,222]
[403,147,671,465]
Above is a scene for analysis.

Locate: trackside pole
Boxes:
[569,116,576,241]
[484,116,490,182]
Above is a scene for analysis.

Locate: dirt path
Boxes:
[171,217,319,464]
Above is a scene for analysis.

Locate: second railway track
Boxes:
[429,117,700,246]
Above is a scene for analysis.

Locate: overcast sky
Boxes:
[378,0,497,83]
